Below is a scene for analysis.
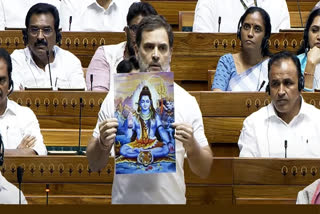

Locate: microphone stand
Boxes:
[17,166,24,205]
[78,97,84,155]
[46,184,50,205]
[43,35,53,88]
[218,16,221,33]
[297,0,304,28]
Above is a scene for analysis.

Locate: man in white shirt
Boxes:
[238,51,320,158]
[11,3,86,90]
[0,0,60,30]
[86,2,158,91]
[60,0,140,32]
[193,0,290,33]
[86,15,213,204]
[0,48,47,156]
[0,138,27,204]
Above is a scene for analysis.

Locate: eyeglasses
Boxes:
[128,24,138,32]
[28,27,53,36]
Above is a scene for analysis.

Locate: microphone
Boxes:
[258,80,266,91]
[45,184,50,205]
[0,134,4,167]
[284,140,288,158]
[17,166,24,205]
[78,97,84,155]
[43,35,53,88]
[218,16,221,33]
[69,16,72,31]
[297,0,304,28]
[90,74,93,91]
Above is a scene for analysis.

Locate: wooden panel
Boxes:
[2,157,319,205]
[199,92,270,117]
[38,117,97,129]
[186,186,233,205]
[145,1,196,25]
[0,156,233,205]
[234,185,303,204]
[233,159,320,185]
[9,91,106,116]
[204,117,244,144]
[41,129,92,146]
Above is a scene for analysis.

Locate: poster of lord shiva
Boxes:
[114,72,175,174]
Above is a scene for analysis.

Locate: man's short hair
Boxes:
[25,3,61,43]
[135,15,174,48]
[268,51,302,80]
[126,2,158,25]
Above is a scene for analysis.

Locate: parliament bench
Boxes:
[8,91,320,157]
[2,156,319,204]
[0,31,305,91]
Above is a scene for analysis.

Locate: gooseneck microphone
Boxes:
[69,16,72,31]
[297,0,304,28]
[90,74,93,91]
[0,134,4,167]
[78,97,83,155]
[43,35,53,88]
[17,166,24,205]
[46,184,50,205]
[218,16,221,33]
[258,80,266,91]
[284,140,288,158]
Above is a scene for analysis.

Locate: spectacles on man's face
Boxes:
[28,27,53,36]
[128,24,138,33]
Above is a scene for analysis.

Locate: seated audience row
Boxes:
[212,7,320,93]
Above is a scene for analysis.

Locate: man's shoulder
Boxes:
[304,102,320,115]
[11,48,27,58]
[244,105,270,124]
[55,46,81,61]
[174,83,195,102]
[8,100,36,118]
[102,41,126,55]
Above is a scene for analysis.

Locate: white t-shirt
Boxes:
[238,98,320,158]
[92,82,208,204]
[193,0,290,33]
[0,172,27,204]
[0,99,47,156]
[11,46,86,90]
[0,0,61,30]
[60,0,140,32]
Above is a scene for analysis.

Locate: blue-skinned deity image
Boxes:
[114,72,175,174]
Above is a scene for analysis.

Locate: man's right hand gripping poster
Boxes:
[114,72,175,174]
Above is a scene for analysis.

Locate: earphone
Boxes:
[266,74,304,95]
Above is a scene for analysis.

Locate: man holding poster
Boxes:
[86,15,213,204]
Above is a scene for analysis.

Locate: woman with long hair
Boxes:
[297,8,320,91]
[212,7,271,91]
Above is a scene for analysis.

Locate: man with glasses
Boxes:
[85,2,157,91]
[11,3,86,90]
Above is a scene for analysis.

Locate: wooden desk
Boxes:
[9,91,320,156]
[2,156,318,204]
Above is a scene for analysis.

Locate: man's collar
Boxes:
[87,0,116,10]
[0,99,16,118]
[268,96,305,120]
[26,45,58,65]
